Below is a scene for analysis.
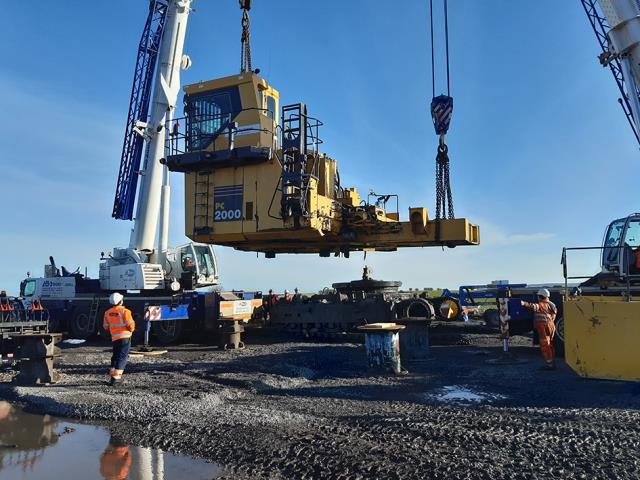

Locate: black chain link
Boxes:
[435,139,454,220]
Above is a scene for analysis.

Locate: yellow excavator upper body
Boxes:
[164,71,479,256]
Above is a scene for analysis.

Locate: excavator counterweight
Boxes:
[163,72,479,257]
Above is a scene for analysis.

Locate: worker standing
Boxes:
[521,288,557,370]
[103,293,135,385]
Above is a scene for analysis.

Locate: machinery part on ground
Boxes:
[483,308,500,328]
[12,333,62,385]
[270,270,434,339]
[358,323,406,375]
[218,318,245,350]
[396,317,430,362]
[435,296,461,321]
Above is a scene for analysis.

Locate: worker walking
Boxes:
[103,292,135,385]
[521,288,557,370]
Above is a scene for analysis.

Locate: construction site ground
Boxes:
[1,320,639,479]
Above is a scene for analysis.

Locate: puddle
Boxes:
[426,385,506,406]
[0,401,222,479]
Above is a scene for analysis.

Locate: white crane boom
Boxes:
[598,0,640,137]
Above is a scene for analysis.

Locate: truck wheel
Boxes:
[70,313,98,339]
[47,313,60,333]
[436,297,461,321]
[153,320,184,345]
[483,308,500,328]
[553,316,565,358]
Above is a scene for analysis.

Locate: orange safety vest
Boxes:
[103,305,135,342]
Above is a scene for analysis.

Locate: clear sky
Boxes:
[0,0,637,295]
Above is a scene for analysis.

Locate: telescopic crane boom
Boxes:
[582,0,640,142]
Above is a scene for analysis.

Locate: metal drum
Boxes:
[357,323,405,374]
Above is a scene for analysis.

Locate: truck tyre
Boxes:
[153,319,184,345]
[483,308,500,329]
[70,312,98,339]
[553,316,565,358]
[45,311,60,333]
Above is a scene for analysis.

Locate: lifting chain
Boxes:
[240,3,252,73]
[435,135,454,220]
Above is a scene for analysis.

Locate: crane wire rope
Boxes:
[430,0,455,222]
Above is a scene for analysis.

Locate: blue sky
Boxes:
[0,0,637,294]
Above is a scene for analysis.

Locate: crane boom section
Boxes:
[596,0,640,139]
[129,0,192,252]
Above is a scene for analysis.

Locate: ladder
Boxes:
[88,296,100,333]
[280,104,310,222]
[193,171,213,235]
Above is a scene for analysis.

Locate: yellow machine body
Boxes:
[165,72,479,256]
[564,297,640,381]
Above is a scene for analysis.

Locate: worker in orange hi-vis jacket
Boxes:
[103,292,135,386]
[521,288,557,371]
[99,435,132,480]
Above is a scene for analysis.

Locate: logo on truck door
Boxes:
[213,185,243,221]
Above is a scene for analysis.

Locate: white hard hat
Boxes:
[537,288,550,298]
[109,292,124,305]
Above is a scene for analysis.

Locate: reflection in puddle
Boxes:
[0,401,221,479]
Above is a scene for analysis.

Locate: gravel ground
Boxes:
[1,322,639,479]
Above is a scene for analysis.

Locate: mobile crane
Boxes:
[20,0,262,343]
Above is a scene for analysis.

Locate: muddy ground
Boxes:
[1,321,639,479]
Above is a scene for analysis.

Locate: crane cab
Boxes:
[601,213,640,276]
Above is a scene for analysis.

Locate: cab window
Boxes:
[22,280,36,297]
[185,87,241,150]
[194,245,216,277]
[623,220,640,248]
[180,251,196,272]
[604,220,625,247]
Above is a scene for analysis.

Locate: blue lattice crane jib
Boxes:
[112,0,169,220]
